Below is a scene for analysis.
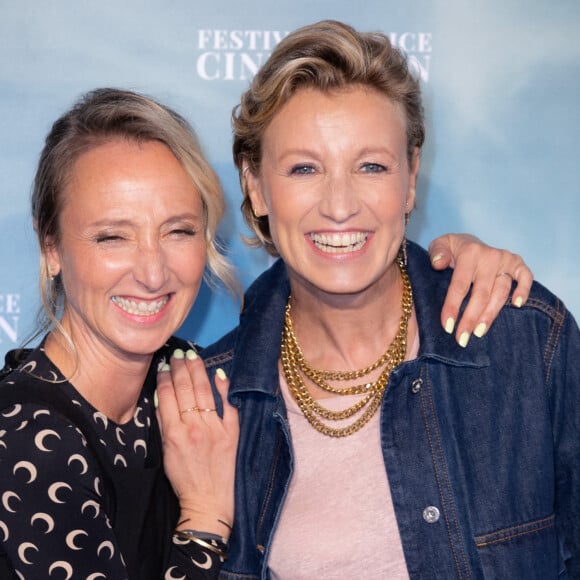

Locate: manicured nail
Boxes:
[458,331,470,348]
[159,363,171,372]
[473,322,487,338]
[431,253,444,264]
[186,349,198,360]
[153,390,159,409]
[173,349,185,359]
[444,317,455,334]
[514,296,523,308]
[216,368,227,380]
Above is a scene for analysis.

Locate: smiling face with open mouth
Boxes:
[45,138,206,363]
[246,86,419,303]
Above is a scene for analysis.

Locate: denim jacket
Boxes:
[203,241,580,579]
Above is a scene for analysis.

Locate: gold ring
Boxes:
[180,407,216,414]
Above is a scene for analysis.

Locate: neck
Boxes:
[288,262,411,373]
[44,331,152,424]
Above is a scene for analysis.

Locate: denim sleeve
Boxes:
[550,309,580,577]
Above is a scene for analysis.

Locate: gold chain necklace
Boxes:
[280,257,413,438]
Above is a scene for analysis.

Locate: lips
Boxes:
[111,295,169,316]
[309,231,368,253]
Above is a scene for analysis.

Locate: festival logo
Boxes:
[195,29,432,82]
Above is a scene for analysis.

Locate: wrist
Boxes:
[176,510,233,539]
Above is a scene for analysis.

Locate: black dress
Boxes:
[0,337,225,579]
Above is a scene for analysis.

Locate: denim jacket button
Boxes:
[411,378,423,394]
[256,544,265,554]
[422,505,440,523]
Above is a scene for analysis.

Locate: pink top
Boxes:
[269,327,419,579]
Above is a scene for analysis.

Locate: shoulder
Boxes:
[202,259,290,368]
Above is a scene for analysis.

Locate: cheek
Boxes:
[172,245,207,284]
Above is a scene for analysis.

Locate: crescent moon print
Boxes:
[48,482,72,504]
[2,491,22,513]
[67,453,89,474]
[133,439,147,456]
[15,420,29,431]
[0,519,9,541]
[133,407,145,427]
[20,361,37,374]
[191,552,213,570]
[96,540,115,559]
[35,429,61,452]
[65,529,88,550]
[81,500,100,518]
[87,574,107,580]
[17,542,38,565]
[165,566,187,580]
[115,427,126,446]
[2,404,22,417]
[48,561,73,580]
[31,512,55,533]
[93,412,108,430]
[13,460,38,483]
[33,409,51,419]
[113,454,128,467]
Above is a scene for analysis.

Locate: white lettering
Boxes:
[0,294,21,314]
[408,54,431,83]
[196,52,270,81]
[0,316,18,343]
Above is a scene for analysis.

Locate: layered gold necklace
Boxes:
[280,257,413,438]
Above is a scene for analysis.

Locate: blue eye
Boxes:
[361,163,387,173]
[290,165,315,175]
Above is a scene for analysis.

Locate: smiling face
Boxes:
[45,139,206,362]
[246,86,419,303]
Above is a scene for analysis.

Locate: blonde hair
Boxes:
[32,88,236,346]
[232,20,425,255]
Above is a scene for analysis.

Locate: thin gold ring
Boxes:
[180,406,216,414]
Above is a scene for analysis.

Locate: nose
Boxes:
[133,240,168,292]
[319,172,361,223]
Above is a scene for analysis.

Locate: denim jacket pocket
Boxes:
[474,514,564,579]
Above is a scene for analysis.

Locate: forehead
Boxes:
[263,86,407,149]
[61,139,201,213]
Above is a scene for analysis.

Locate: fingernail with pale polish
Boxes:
[186,349,198,360]
[153,390,159,409]
[159,363,171,373]
[474,322,487,338]
[459,331,470,348]
[173,349,185,359]
[444,317,455,334]
[431,253,444,264]
[216,368,227,380]
[514,296,523,308]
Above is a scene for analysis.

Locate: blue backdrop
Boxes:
[1,0,579,352]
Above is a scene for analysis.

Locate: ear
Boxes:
[44,236,62,278]
[406,147,420,213]
[243,161,269,218]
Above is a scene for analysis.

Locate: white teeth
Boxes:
[111,296,169,316]
[310,232,368,253]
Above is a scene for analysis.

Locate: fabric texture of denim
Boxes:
[203,241,580,580]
